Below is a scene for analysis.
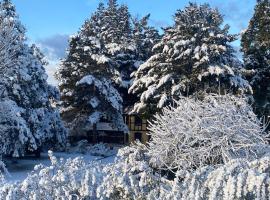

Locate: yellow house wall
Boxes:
[129,130,149,144]
[128,116,149,144]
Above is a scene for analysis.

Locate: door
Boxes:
[134,132,142,142]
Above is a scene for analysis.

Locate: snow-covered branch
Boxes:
[147,94,269,171]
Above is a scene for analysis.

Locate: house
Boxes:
[68,107,150,144]
[124,113,150,144]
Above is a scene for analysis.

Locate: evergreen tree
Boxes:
[58,0,159,134]
[132,14,160,62]
[81,3,105,38]
[0,0,66,157]
[58,2,127,134]
[129,3,251,116]
[101,0,122,43]
[241,0,270,118]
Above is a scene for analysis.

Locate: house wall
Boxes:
[126,115,149,144]
[129,130,149,144]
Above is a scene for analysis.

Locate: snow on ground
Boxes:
[4,151,116,183]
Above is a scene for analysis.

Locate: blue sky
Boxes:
[11,0,257,84]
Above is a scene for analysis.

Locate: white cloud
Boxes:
[37,34,69,60]
[36,34,69,86]
[208,0,255,32]
[44,60,60,86]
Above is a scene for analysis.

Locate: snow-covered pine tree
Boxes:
[58,0,159,135]
[58,2,128,136]
[0,0,23,74]
[0,0,66,157]
[132,14,160,62]
[129,3,251,115]
[100,0,119,43]
[98,0,159,105]
[102,2,135,92]
[123,14,161,109]
[241,0,270,118]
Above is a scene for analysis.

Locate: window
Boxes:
[134,116,142,126]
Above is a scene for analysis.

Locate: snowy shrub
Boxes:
[98,148,270,200]
[2,147,270,200]
[72,139,89,154]
[147,94,269,172]
[86,143,118,157]
[0,151,105,200]
[156,156,270,200]
[97,143,161,200]
[0,145,159,200]
[70,140,118,157]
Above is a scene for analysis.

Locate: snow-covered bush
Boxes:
[156,156,270,200]
[0,144,157,199]
[0,151,105,199]
[2,147,270,200]
[147,94,269,172]
[86,143,118,157]
[70,140,118,157]
[0,145,158,200]
[97,143,160,199]
[71,139,89,154]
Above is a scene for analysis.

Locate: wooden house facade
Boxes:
[68,103,150,144]
[124,114,150,144]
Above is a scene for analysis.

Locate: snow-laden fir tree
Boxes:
[129,3,251,115]
[132,14,160,65]
[99,1,159,103]
[241,0,270,118]
[58,2,127,135]
[101,1,135,93]
[58,0,159,135]
[0,0,66,157]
